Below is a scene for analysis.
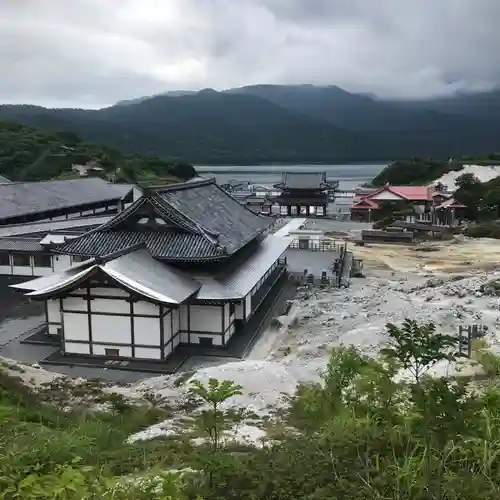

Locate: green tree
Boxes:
[188,378,243,452]
[381,319,459,383]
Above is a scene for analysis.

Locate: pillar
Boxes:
[287,205,291,216]
[306,206,310,216]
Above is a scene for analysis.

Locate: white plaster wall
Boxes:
[190,305,222,333]
[172,331,180,349]
[180,331,189,344]
[179,305,188,330]
[0,265,10,275]
[64,342,90,354]
[225,323,236,343]
[134,300,160,316]
[135,347,161,360]
[92,315,131,343]
[134,316,160,345]
[234,300,244,320]
[12,266,33,276]
[63,296,88,311]
[172,308,180,335]
[92,298,130,314]
[162,310,172,341]
[63,312,88,341]
[224,303,231,329]
[245,295,252,319]
[53,255,72,272]
[164,342,173,357]
[47,299,61,335]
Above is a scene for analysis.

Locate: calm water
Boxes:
[195,164,387,191]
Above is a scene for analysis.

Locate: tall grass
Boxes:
[5,341,500,498]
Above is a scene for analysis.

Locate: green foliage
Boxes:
[188,378,243,452]
[464,221,500,239]
[0,120,196,183]
[5,88,500,164]
[373,215,395,229]
[0,369,198,499]
[372,158,463,186]
[196,322,500,500]
[7,318,500,499]
[381,319,459,383]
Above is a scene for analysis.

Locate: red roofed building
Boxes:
[350,183,465,224]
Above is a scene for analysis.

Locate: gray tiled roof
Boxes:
[0,178,130,221]
[110,183,141,197]
[276,172,328,190]
[17,248,201,305]
[15,236,290,302]
[0,237,45,252]
[0,215,114,238]
[157,179,272,253]
[196,235,292,299]
[55,178,274,261]
[52,229,225,260]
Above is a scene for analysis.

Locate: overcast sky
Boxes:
[1,0,499,108]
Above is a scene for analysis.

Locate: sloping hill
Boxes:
[3,86,500,164]
[0,91,374,164]
[228,84,500,157]
[0,120,196,182]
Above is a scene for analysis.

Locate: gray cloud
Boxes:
[0,0,499,107]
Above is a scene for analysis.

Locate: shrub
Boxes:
[373,215,395,229]
[464,221,500,239]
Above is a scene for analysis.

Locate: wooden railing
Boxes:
[288,239,340,252]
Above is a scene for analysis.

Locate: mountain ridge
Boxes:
[2,85,500,164]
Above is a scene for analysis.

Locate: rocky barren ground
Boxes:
[4,236,500,446]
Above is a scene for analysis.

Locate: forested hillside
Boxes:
[372,154,500,186]
[3,85,500,164]
[0,121,196,182]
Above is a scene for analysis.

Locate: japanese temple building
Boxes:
[0,178,133,226]
[12,178,291,362]
[273,172,337,217]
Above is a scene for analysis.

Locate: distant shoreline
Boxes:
[195,161,390,168]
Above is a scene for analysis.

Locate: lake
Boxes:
[195,164,387,191]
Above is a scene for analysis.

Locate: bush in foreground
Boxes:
[3,319,500,499]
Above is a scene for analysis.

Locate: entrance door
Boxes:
[298,238,309,250]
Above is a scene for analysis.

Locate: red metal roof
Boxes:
[367,184,432,201]
[351,184,433,209]
[351,198,380,210]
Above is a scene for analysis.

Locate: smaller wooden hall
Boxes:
[12,178,291,362]
[273,172,336,217]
